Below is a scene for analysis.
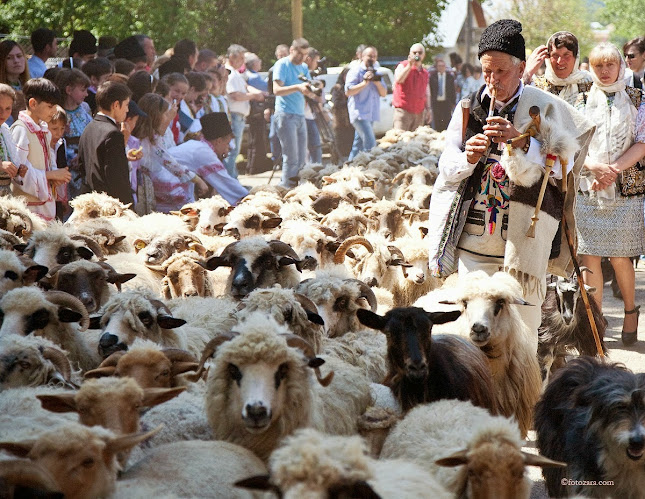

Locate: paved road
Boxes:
[240,170,645,498]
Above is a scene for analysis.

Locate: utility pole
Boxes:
[465,0,473,65]
[292,0,303,39]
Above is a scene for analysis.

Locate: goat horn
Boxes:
[193,332,239,379]
[333,236,374,264]
[92,228,117,246]
[70,234,106,261]
[283,334,334,387]
[44,290,90,331]
[345,279,378,312]
[40,346,73,383]
[161,348,198,364]
[8,209,33,238]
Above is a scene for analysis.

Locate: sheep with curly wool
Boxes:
[66,192,137,224]
[320,202,370,241]
[0,249,48,297]
[171,195,233,235]
[0,287,95,371]
[0,335,77,390]
[235,428,451,498]
[89,290,213,360]
[70,218,131,255]
[204,313,372,462]
[278,201,319,223]
[132,231,204,267]
[20,223,103,270]
[416,271,542,438]
[222,203,282,240]
[380,400,565,498]
[164,295,238,339]
[362,199,407,240]
[117,440,267,499]
[272,220,341,272]
[0,195,47,238]
[200,237,303,299]
[0,423,159,499]
[159,250,214,299]
[36,376,184,467]
[391,164,438,188]
[395,182,433,211]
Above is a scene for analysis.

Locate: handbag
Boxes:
[619,161,645,197]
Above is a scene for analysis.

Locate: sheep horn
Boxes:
[193,331,239,379]
[161,348,198,364]
[149,299,172,316]
[92,228,117,246]
[40,346,73,383]
[0,229,22,246]
[283,334,334,387]
[333,236,374,264]
[70,235,106,261]
[8,209,33,238]
[267,240,300,261]
[96,350,127,368]
[44,290,90,331]
[391,170,406,185]
[345,279,378,312]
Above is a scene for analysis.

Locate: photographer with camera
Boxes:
[272,38,317,188]
[393,43,429,131]
[345,46,387,160]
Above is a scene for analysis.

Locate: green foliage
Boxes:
[600,0,643,42]
[0,0,445,67]
[501,0,596,58]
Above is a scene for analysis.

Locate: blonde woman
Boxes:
[575,42,645,346]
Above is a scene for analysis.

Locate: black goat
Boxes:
[535,357,645,498]
[357,307,499,414]
[538,276,606,383]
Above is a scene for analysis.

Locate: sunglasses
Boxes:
[625,53,638,59]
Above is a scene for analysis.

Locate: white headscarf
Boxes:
[583,43,638,200]
[544,32,592,105]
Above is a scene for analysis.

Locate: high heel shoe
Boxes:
[621,305,640,346]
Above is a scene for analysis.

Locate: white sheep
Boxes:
[203,312,372,461]
[235,428,451,498]
[380,400,565,498]
[66,192,137,223]
[0,249,48,297]
[0,195,47,238]
[415,271,542,438]
[171,195,233,235]
[390,235,442,307]
[0,287,95,371]
[222,202,282,239]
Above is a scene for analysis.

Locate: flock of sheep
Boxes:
[0,126,611,498]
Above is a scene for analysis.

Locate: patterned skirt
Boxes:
[576,193,645,257]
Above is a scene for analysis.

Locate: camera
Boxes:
[310,56,328,77]
[363,67,382,81]
[298,74,324,96]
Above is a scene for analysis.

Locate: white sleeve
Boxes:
[201,169,248,205]
[10,125,30,166]
[437,105,478,186]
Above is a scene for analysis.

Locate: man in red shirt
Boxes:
[392,43,429,131]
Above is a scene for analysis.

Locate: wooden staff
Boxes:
[526,153,557,238]
[562,212,605,357]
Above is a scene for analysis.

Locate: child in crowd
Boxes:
[128,70,154,103]
[122,100,146,212]
[77,81,133,204]
[161,72,189,144]
[179,72,207,141]
[54,68,93,199]
[10,78,70,221]
[132,93,207,213]
[0,84,21,196]
[47,105,69,219]
[207,66,230,117]
[81,57,113,114]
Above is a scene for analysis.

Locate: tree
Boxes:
[499,0,596,58]
[0,0,446,67]
[600,0,643,42]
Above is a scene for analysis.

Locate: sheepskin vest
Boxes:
[433,85,595,296]
[10,118,52,204]
[392,61,429,114]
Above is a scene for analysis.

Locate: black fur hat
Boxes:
[202,112,233,141]
[478,19,525,61]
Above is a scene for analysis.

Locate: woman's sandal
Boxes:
[621,305,641,346]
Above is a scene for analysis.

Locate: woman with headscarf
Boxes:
[574,42,645,346]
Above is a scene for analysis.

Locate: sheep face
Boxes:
[354,242,409,288]
[203,238,302,299]
[0,424,156,499]
[0,340,67,389]
[92,294,186,358]
[358,307,461,380]
[161,256,208,299]
[363,203,405,240]
[195,204,233,235]
[134,233,200,266]
[0,250,47,297]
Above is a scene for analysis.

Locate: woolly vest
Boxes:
[393,62,429,114]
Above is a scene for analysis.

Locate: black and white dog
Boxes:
[535,356,645,498]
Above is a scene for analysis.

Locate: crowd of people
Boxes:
[1,25,645,343]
